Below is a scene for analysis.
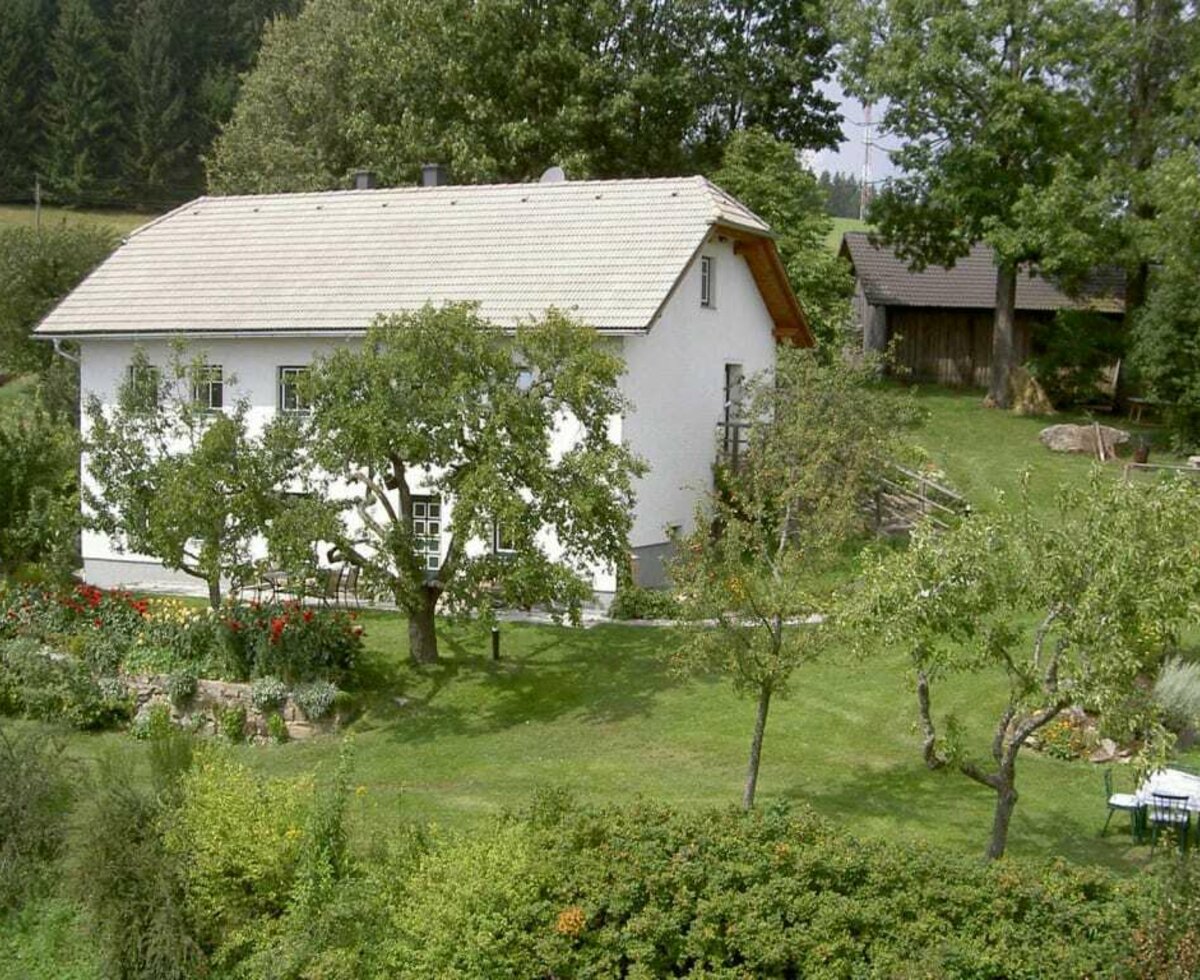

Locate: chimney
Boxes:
[421,163,449,187]
[352,169,377,190]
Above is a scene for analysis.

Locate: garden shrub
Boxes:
[251,675,289,713]
[129,701,174,742]
[1029,309,1127,409]
[609,581,682,621]
[0,730,74,912]
[222,601,362,683]
[70,754,204,980]
[293,681,339,721]
[0,638,131,730]
[163,751,313,947]
[218,705,248,743]
[266,712,289,743]
[165,669,198,708]
[1154,657,1200,733]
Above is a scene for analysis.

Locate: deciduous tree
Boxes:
[839,0,1095,407]
[84,349,306,608]
[671,349,921,808]
[296,303,643,664]
[848,474,1200,859]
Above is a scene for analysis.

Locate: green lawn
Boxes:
[827,215,869,251]
[7,386,1182,875]
[0,204,155,236]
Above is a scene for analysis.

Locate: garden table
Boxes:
[1134,769,1200,812]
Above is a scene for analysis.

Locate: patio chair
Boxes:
[307,566,344,606]
[338,565,362,609]
[1102,768,1141,841]
[1149,793,1191,855]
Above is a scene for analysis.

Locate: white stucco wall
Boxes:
[77,335,622,593]
[76,235,780,597]
[620,232,778,549]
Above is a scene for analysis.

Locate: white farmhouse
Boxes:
[36,174,811,595]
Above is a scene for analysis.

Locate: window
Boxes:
[721,363,746,463]
[493,522,517,555]
[411,496,442,571]
[192,364,223,411]
[125,363,160,406]
[277,366,311,415]
[700,255,715,308]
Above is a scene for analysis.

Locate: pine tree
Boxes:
[41,0,122,204]
[0,0,52,201]
[122,0,193,203]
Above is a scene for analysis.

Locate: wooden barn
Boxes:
[840,232,1124,387]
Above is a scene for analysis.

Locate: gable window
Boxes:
[493,522,517,555]
[411,496,442,571]
[192,364,223,411]
[700,255,715,308]
[277,366,311,415]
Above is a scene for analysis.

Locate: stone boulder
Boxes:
[1039,423,1130,457]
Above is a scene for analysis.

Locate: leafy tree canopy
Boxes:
[847,473,1200,859]
[671,348,923,807]
[208,0,842,193]
[292,303,645,664]
[84,348,308,608]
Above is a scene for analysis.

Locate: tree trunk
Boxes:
[988,263,1017,408]
[407,586,440,665]
[743,683,772,810]
[986,766,1019,861]
[207,575,222,611]
[915,668,944,770]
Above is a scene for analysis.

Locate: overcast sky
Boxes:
[808,80,900,183]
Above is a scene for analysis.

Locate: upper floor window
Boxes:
[493,521,517,555]
[192,364,223,412]
[411,496,442,571]
[278,366,311,415]
[700,255,715,308]
[125,363,161,406]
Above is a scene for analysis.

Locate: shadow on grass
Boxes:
[359,623,686,744]
[786,759,1146,872]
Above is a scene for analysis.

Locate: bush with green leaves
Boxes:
[221,600,362,683]
[218,705,247,743]
[292,681,339,721]
[608,581,682,621]
[0,638,132,730]
[265,712,289,744]
[1029,309,1127,408]
[251,675,289,713]
[165,669,198,708]
[0,730,74,913]
[129,701,175,742]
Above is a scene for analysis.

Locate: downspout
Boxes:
[51,337,80,364]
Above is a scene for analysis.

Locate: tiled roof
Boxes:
[37,177,773,337]
[841,232,1124,314]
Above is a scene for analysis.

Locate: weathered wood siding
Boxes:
[886,308,1050,387]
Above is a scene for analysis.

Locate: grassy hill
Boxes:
[0,204,155,236]
[827,215,869,251]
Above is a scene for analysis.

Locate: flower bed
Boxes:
[0,583,364,734]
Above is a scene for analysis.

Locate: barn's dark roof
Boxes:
[840,232,1124,314]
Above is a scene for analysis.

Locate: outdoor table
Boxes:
[1134,768,1200,811]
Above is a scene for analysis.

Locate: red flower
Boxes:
[302,609,314,623]
[93,618,102,628]
[270,616,286,644]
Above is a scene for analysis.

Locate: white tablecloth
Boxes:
[1135,769,1200,812]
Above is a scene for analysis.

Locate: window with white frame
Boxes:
[277,366,311,415]
[700,255,715,308]
[493,521,517,555]
[125,362,161,406]
[411,496,442,571]
[192,364,223,411]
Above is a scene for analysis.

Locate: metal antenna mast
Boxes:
[859,102,873,221]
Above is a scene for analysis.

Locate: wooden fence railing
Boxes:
[869,462,971,533]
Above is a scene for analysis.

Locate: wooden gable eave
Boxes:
[722,226,814,348]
